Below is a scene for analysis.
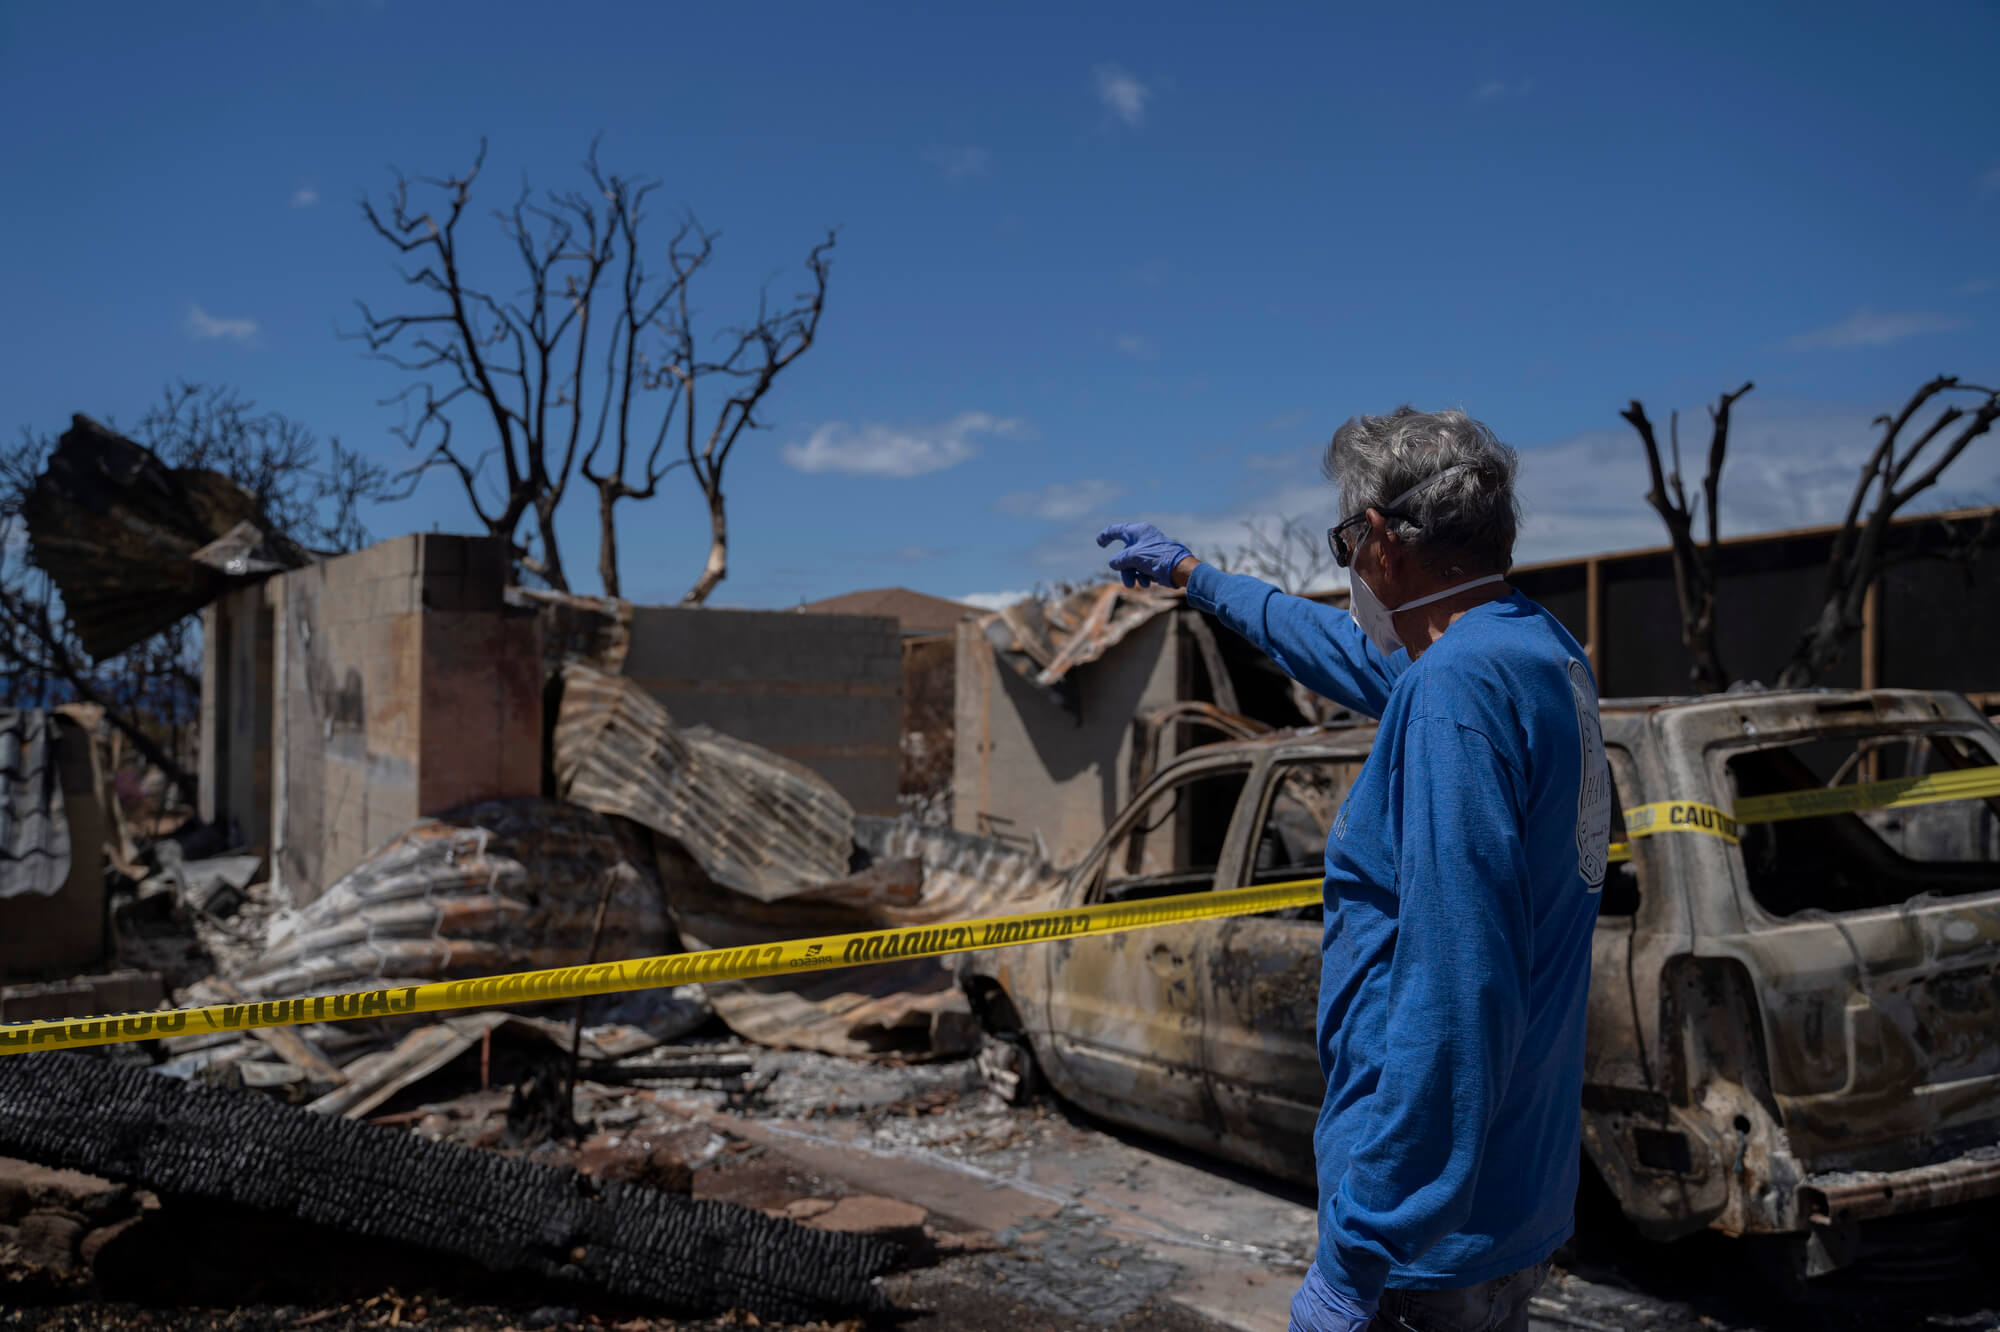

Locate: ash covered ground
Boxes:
[8,1037,2000,1332]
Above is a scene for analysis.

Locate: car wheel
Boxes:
[977,1033,1041,1105]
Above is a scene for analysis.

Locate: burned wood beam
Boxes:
[0,1053,897,1321]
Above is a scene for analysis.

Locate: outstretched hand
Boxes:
[1096,522,1194,589]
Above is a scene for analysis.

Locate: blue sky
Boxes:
[4,1,1996,609]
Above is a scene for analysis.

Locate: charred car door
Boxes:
[1197,750,1362,1185]
[1037,758,1250,1150]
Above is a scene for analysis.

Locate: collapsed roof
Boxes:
[23,415,311,660]
[975,582,1180,689]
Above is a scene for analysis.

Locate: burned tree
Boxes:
[1213,514,1340,595]
[661,231,832,606]
[1620,382,1753,693]
[355,140,833,602]
[1777,376,2000,689]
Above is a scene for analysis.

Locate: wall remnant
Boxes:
[258,535,542,906]
[623,605,902,816]
[953,595,1184,865]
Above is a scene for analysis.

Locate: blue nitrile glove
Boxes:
[1288,1264,1378,1332]
[1096,522,1193,589]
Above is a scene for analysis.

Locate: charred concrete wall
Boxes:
[267,535,542,907]
[952,612,1182,865]
[622,607,901,816]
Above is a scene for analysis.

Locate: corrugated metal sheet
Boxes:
[553,664,855,902]
[665,817,1062,1060]
[978,582,1179,688]
[238,796,669,999]
[0,711,70,900]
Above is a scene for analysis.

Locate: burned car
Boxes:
[963,687,2000,1275]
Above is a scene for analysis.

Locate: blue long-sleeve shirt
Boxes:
[1185,563,1608,1302]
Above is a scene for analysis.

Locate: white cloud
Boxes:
[925,146,989,181]
[1787,308,1970,349]
[1472,78,1533,102]
[995,479,1126,521]
[185,304,259,344]
[1965,279,1994,295]
[781,411,1019,478]
[958,588,1036,612]
[1979,165,2000,196]
[1016,399,2000,586]
[290,185,319,208]
[1094,64,1151,127]
[1112,332,1156,360]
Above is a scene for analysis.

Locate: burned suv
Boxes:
[963,688,2000,1275]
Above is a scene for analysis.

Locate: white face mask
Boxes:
[1345,466,1507,656]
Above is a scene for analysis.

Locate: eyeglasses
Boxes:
[1326,509,1416,568]
[1324,463,1475,568]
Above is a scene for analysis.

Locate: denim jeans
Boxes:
[1369,1260,1552,1332]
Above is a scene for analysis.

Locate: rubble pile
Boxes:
[0,1157,156,1297]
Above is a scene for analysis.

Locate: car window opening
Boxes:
[1728,730,2000,919]
[1101,768,1249,904]
[1243,759,1362,922]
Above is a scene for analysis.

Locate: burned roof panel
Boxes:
[553,664,855,902]
[22,416,310,660]
[238,796,669,998]
[665,817,1063,1060]
[975,582,1180,689]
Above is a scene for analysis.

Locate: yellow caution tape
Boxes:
[8,766,1996,1055]
[1734,764,2000,826]
[1606,763,2000,864]
[1607,800,1741,862]
[0,877,1327,1057]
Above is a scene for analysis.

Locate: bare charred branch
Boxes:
[678,231,836,607]
[1207,515,1337,595]
[1779,377,2000,689]
[353,141,832,600]
[1622,381,1751,693]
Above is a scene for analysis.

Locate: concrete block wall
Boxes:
[272,535,540,906]
[624,606,902,815]
[952,612,1182,865]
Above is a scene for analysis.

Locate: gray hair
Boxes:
[1322,406,1520,575]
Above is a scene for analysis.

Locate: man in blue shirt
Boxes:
[1099,406,1608,1332]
